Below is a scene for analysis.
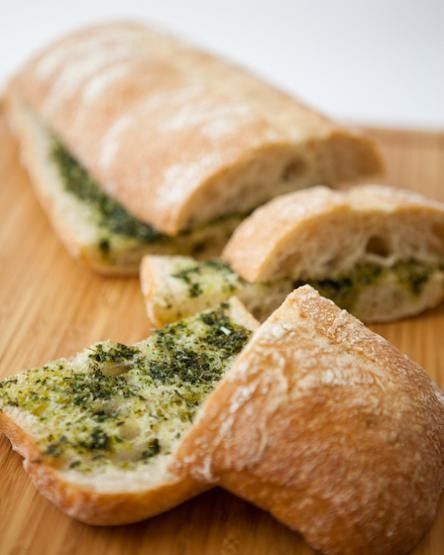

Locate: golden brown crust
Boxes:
[223,184,444,281]
[8,22,382,234]
[0,411,207,525]
[174,286,444,555]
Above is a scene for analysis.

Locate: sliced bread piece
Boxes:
[224,184,444,282]
[140,255,292,327]
[141,185,444,326]
[173,286,444,555]
[0,299,257,524]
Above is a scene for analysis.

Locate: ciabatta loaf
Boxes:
[0,300,257,524]
[174,286,444,555]
[6,21,382,272]
[141,185,444,325]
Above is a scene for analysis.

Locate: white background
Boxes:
[2,0,443,128]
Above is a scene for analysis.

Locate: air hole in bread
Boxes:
[365,235,391,257]
[432,223,444,248]
[324,255,340,271]
[278,249,302,272]
[281,157,307,182]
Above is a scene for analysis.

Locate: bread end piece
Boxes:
[174,286,444,554]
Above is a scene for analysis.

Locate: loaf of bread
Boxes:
[174,286,444,555]
[141,185,444,325]
[6,21,382,273]
[0,299,257,524]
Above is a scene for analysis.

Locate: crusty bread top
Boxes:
[223,184,444,281]
[8,21,381,234]
[173,286,444,555]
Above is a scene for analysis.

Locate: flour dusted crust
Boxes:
[7,22,382,235]
[223,184,444,281]
[174,286,444,555]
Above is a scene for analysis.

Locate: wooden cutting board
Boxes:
[0,106,443,555]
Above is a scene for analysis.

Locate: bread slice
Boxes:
[140,255,293,327]
[7,21,382,238]
[173,286,444,555]
[6,99,242,275]
[0,299,257,524]
[140,185,444,325]
[224,184,444,282]
[220,184,444,322]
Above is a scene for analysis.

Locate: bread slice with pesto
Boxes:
[0,299,257,524]
[173,286,444,555]
[141,185,444,326]
[6,100,243,275]
[140,255,293,327]
[6,21,382,274]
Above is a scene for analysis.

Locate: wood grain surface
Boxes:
[0,108,443,554]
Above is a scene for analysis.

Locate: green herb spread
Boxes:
[0,306,251,473]
[172,259,241,299]
[294,259,439,310]
[168,258,441,320]
[51,140,165,244]
[50,139,245,261]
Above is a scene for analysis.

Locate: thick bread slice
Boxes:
[0,299,258,525]
[224,184,444,281]
[6,99,241,275]
[173,286,444,555]
[140,255,292,327]
[7,21,382,235]
[221,185,444,321]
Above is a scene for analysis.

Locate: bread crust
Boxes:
[174,286,444,555]
[223,184,444,281]
[7,22,382,235]
[0,411,207,525]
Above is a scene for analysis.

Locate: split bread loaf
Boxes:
[6,21,382,274]
[141,185,444,326]
[0,300,257,524]
[173,286,444,555]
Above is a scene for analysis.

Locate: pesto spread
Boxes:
[0,306,251,473]
[295,259,439,310]
[172,259,241,298]
[50,139,245,260]
[51,139,165,247]
[169,258,441,318]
